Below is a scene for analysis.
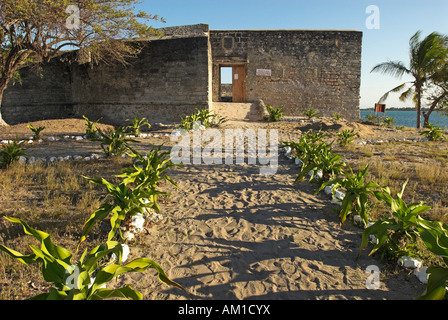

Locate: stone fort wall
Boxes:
[210,29,362,120]
[3,32,211,125]
[2,25,362,125]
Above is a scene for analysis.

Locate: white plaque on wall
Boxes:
[256,69,272,76]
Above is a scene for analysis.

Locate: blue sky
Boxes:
[139,0,448,109]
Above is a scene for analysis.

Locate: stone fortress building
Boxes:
[2,24,363,125]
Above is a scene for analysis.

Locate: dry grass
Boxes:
[339,140,448,225]
[0,157,131,299]
[335,139,448,269]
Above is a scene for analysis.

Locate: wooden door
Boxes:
[232,66,245,102]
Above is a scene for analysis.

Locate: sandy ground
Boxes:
[121,159,426,300]
[0,118,427,300]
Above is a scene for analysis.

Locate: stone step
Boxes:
[211,102,267,121]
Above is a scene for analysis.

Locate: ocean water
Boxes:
[360,110,448,129]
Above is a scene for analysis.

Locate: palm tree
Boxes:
[371,31,448,128]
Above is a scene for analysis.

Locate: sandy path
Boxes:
[0,119,427,300]
[112,156,426,300]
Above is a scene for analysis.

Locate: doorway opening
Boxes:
[219,65,246,103]
[220,67,233,102]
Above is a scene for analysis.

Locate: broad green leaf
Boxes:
[5,217,72,262]
[409,204,432,215]
[92,258,184,293]
[359,218,398,256]
[78,203,114,248]
[397,179,409,198]
[417,220,448,259]
[415,267,448,300]
[339,194,355,224]
[0,244,36,265]
[83,241,123,274]
[90,286,143,300]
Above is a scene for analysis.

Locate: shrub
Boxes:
[95,127,138,157]
[383,116,396,127]
[318,164,381,225]
[302,108,321,120]
[295,145,346,183]
[119,146,181,212]
[282,130,330,164]
[83,115,102,139]
[359,180,432,260]
[79,148,179,244]
[363,112,382,124]
[180,108,227,131]
[420,123,446,141]
[27,125,45,140]
[265,105,284,122]
[337,129,357,146]
[302,129,330,143]
[195,108,218,128]
[126,114,151,136]
[0,138,28,168]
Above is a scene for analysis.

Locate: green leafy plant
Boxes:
[318,164,381,225]
[119,146,181,212]
[27,125,45,140]
[302,108,321,120]
[337,129,357,146]
[359,180,432,260]
[195,108,217,128]
[95,127,138,157]
[265,105,284,122]
[333,112,342,120]
[0,217,183,300]
[179,113,201,131]
[282,130,330,164]
[83,115,102,140]
[126,114,151,136]
[179,108,226,131]
[302,129,330,143]
[0,138,28,168]
[364,113,396,128]
[79,175,164,245]
[363,112,383,125]
[415,220,448,300]
[383,116,396,127]
[420,123,446,141]
[79,148,178,245]
[295,145,346,183]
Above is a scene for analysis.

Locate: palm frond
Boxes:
[411,31,448,77]
[409,30,423,65]
[399,86,415,102]
[377,82,412,103]
[371,60,411,79]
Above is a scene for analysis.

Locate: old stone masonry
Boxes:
[3,24,362,125]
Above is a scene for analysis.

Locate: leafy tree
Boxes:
[371,31,448,128]
[422,64,448,127]
[0,0,164,125]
